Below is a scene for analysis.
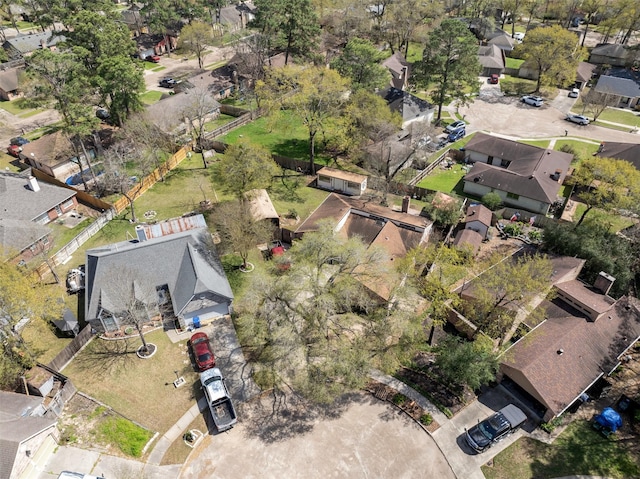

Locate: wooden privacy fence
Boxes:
[408,149,452,186]
[31,168,112,211]
[47,325,94,372]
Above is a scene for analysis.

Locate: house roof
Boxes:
[0,392,56,479]
[478,44,504,69]
[0,218,50,254]
[145,91,221,133]
[555,279,617,314]
[590,43,628,59]
[382,52,410,90]
[20,131,77,168]
[452,228,483,254]
[85,228,233,321]
[317,166,367,184]
[136,214,208,241]
[501,295,640,416]
[0,171,75,222]
[135,33,165,51]
[576,62,596,83]
[463,133,572,204]
[488,33,515,50]
[246,189,278,221]
[0,68,20,92]
[594,75,640,98]
[464,204,492,227]
[3,32,66,55]
[379,87,433,124]
[595,141,640,170]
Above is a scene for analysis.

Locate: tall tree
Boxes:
[330,37,390,91]
[212,142,279,200]
[181,86,222,163]
[570,157,640,228]
[179,21,215,69]
[141,0,180,57]
[414,19,481,122]
[382,0,441,57]
[434,335,499,392]
[514,25,583,92]
[257,66,349,174]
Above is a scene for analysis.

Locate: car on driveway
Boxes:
[489,73,499,84]
[146,54,161,63]
[521,95,544,107]
[465,404,527,453]
[566,113,590,125]
[448,128,466,142]
[445,120,466,133]
[10,136,29,146]
[190,332,215,371]
[568,88,580,98]
[7,144,21,157]
[513,32,525,42]
[159,77,177,88]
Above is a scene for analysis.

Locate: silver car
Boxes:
[566,114,590,125]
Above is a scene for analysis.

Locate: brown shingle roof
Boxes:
[464,204,493,227]
[452,229,483,254]
[501,296,640,416]
[555,279,616,313]
[0,68,20,92]
[20,131,76,168]
[595,141,640,170]
[317,166,367,184]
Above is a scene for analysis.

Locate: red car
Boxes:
[489,73,500,84]
[190,332,215,371]
[7,144,21,157]
[147,54,161,63]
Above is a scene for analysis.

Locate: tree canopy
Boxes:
[330,37,390,91]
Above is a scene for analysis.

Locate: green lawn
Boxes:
[205,60,227,70]
[505,57,524,69]
[140,90,163,105]
[572,203,636,232]
[553,139,599,163]
[520,139,550,148]
[0,98,43,117]
[482,420,640,479]
[596,108,640,127]
[0,152,23,172]
[500,75,556,98]
[204,113,236,131]
[592,120,632,132]
[406,42,424,63]
[417,163,467,193]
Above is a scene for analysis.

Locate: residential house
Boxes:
[382,51,411,90]
[145,88,221,136]
[595,141,640,170]
[478,43,505,76]
[451,229,484,255]
[215,1,256,33]
[85,218,233,332]
[462,132,573,215]
[316,167,367,196]
[575,62,596,90]
[462,203,493,239]
[121,3,147,38]
[2,32,66,59]
[134,33,176,60]
[0,391,60,479]
[21,131,96,183]
[0,67,22,101]
[500,273,640,421]
[0,172,77,261]
[488,33,516,54]
[589,43,630,66]
[593,72,640,109]
[379,87,435,128]
[292,192,433,301]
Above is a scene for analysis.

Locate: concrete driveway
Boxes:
[180,393,456,479]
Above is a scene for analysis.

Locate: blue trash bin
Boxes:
[193,317,201,329]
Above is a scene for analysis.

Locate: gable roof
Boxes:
[145,90,221,133]
[594,75,640,98]
[379,87,433,124]
[382,52,410,90]
[501,295,640,417]
[3,32,66,55]
[246,189,278,221]
[463,133,572,203]
[595,141,640,170]
[85,228,233,321]
[464,204,493,227]
[488,33,515,50]
[0,218,50,254]
[20,131,77,168]
[591,43,628,59]
[0,68,20,92]
[452,228,483,254]
[576,62,596,83]
[478,44,504,69]
[0,171,75,222]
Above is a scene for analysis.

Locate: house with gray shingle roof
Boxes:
[462,133,573,215]
[589,43,630,66]
[478,43,505,76]
[85,222,233,332]
[594,74,640,109]
[2,32,66,59]
[0,391,59,479]
[379,87,434,128]
[0,171,77,261]
[382,52,411,90]
[0,67,22,101]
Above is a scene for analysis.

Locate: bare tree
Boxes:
[582,88,618,121]
[182,86,220,166]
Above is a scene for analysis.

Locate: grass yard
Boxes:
[63,329,200,434]
[406,42,424,63]
[268,175,329,224]
[572,203,636,232]
[592,120,635,132]
[554,139,599,163]
[594,108,640,128]
[161,413,208,465]
[204,113,236,131]
[505,57,524,69]
[482,421,640,479]
[519,139,550,148]
[140,90,163,105]
[205,60,227,70]
[0,98,43,117]
[0,152,23,172]
[416,163,467,193]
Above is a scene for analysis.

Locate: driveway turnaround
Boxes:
[180,393,457,479]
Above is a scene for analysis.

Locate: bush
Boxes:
[482,192,502,210]
[503,222,523,236]
[540,417,562,433]
[419,413,433,426]
[559,144,576,156]
[392,393,407,405]
[528,229,542,241]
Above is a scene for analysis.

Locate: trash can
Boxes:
[193,317,201,329]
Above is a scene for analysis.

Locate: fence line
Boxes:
[47,325,94,372]
[408,149,452,186]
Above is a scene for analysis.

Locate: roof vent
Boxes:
[557,349,564,355]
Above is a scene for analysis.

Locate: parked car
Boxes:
[96,108,110,120]
[566,114,590,125]
[465,404,527,453]
[7,144,21,157]
[146,54,161,63]
[568,88,580,98]
[448,128,466,142]
[10,136,29,146]
[190,332,215,371]
[200,367,237,431]
[445,120,466,133]
[512,32,525,42]
[489,73,500,84]
[159,77,177,88]
[521,95,544,107]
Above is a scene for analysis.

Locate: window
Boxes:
[500,159,511,168]
[62,198,74,210]
[318,175,331,183]
[347,181,359,190]
[487,155,493,164]
[506,192,519,200]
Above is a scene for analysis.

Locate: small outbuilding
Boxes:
[316,167,367,196]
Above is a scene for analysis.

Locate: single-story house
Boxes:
[0,171,77,260]
[500,274,640,422]
[575,61,596,89]
[589,43,630,66]
[0,67,22,101]
[462,132,573,215]
[85,218,233,332]
[293,192,433,301]
[20,131,96,183]
[462,203,493,239]
[2,32,66,59]
[382,51,411,90]
[595,141,640,170]
[593,74,640,109]
[379,87,435,128]
[316,167,367,196]
[0,391,60,479]
[216,2,256,32]
[488,33,516,54]
[134,33,177,60]
[478,43,505,76]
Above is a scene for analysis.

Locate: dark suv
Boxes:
[465,404,526,453]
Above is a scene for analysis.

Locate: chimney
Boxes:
[135,225,148,242]
[593,271,615,296]
[28,176,40,192]
[401,195,410,213]
[551,169,562,182]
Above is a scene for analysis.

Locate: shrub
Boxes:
[419,413,433,426]
[503,222,523,236]
[482,192,502,210]
[528,229,542,241]
[392,393,407,405]
[540,417,562,433]
[559,144,576,156]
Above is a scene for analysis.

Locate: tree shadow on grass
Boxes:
[269,173,304,203]
[271,138,310,160]
[76,338,140,374]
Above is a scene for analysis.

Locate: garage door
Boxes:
[19,433,57,479]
